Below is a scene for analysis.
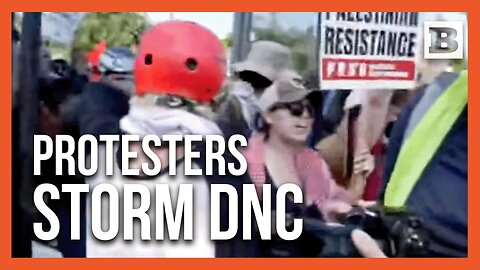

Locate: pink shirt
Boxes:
[241,133,353,218]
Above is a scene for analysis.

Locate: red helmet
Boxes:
[134,21,226,102]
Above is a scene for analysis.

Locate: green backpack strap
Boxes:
[384,70,468,209]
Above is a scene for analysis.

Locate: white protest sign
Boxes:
[319,12,422,90]
[41,12,87,45]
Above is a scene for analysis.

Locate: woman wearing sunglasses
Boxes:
[240,79,355,256]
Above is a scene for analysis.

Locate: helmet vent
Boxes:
[186,58,198,71]
[145,54,153,65]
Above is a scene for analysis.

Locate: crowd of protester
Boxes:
[11,19,467,258]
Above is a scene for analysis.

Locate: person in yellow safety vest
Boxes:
[352,70,468,257]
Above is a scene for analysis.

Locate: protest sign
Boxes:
[320,12,422,90]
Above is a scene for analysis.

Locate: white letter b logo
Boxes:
[424,21,464,59]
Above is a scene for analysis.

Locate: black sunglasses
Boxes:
[270,101,314,117]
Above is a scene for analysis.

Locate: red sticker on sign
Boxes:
[322,58,415,81]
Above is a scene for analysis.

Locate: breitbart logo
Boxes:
[424,21,464,59]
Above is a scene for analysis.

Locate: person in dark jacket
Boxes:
[49,47,134,257]
[352,71,468,257]
[77,82,130,137]
[36,76,88,257]
[76,47,134,138]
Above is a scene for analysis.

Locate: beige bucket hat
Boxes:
[258,79,321,112]
[232,40,301,82]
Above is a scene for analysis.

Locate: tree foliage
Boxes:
[71,12,150,56]
[222,35,233,48]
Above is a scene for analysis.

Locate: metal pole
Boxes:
[12,11,34,258]
[18,12,42,215]
[243,12,252,59]
[231,12,243,64]
[12,12,16,106]
[315,12,322,89]
[307,12,325,148]
[231,12,252,65]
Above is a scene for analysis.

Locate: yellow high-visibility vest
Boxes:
[384,70,468,209]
